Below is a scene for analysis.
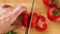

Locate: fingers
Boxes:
[0,24,22,34]
[0,5,27,34]
[0,4,13,17]
[3,5,27,19]
[0,4,13,21]
[2,5,27,26]
[0,4,13,27]
[12,5,27,17]
[0,5,27,29]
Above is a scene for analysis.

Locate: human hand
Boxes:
[0,4,27,34]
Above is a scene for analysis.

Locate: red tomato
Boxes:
[22,12,38,28]
[35,15,47,32]
[43,0,58,7]
[47,7,60,22]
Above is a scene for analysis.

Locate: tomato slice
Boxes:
[47,7,60,22]
[35,15,47,32]
[43,0,58,7]
[22,12,38,28]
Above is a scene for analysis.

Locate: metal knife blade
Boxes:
[25,0,35,34]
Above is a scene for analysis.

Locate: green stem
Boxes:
[53,10,60,16]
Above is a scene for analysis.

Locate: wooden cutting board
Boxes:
[0,0,60,34]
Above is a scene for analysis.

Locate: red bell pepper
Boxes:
[22,12,47,32]
[22,12,38,28]
[43,0,58,7]
[47,7,60,22]
[35,15,47,32]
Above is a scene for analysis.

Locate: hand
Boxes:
[0,4,27,34]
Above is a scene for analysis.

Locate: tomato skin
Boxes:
[22,12,38,28]
[43,0,57,7]
[35,15,47,32]
[47,7,60,22]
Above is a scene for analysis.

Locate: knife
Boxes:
[25,0,35,34]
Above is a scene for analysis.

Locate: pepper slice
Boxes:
[47,7,60,22]
[22,12,47,32]
[35,15,47,32]
[22,12,38,28]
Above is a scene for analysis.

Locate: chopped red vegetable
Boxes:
[22,12,38,28]
[43,0,58,7]
[35,15,47,32]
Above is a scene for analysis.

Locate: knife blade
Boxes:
[25,0,35,34]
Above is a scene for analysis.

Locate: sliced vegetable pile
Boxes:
[21,12,47,32]
[22,12,38,28]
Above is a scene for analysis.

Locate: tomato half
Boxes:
[35,15,47,32]
[47,7,60,22]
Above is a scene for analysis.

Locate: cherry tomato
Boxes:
[35,15,47,32]
[47,7,60,22]
[43,0,58,7]
[22,12,38,28]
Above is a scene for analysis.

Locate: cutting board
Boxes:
[0,0,60,34]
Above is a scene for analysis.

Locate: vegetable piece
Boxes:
[31,13,38,28]
[22,12,30,27]
[35,15,47,32]
[43,0,58,7]
[22,12,38,28]
[47,7,60,22]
